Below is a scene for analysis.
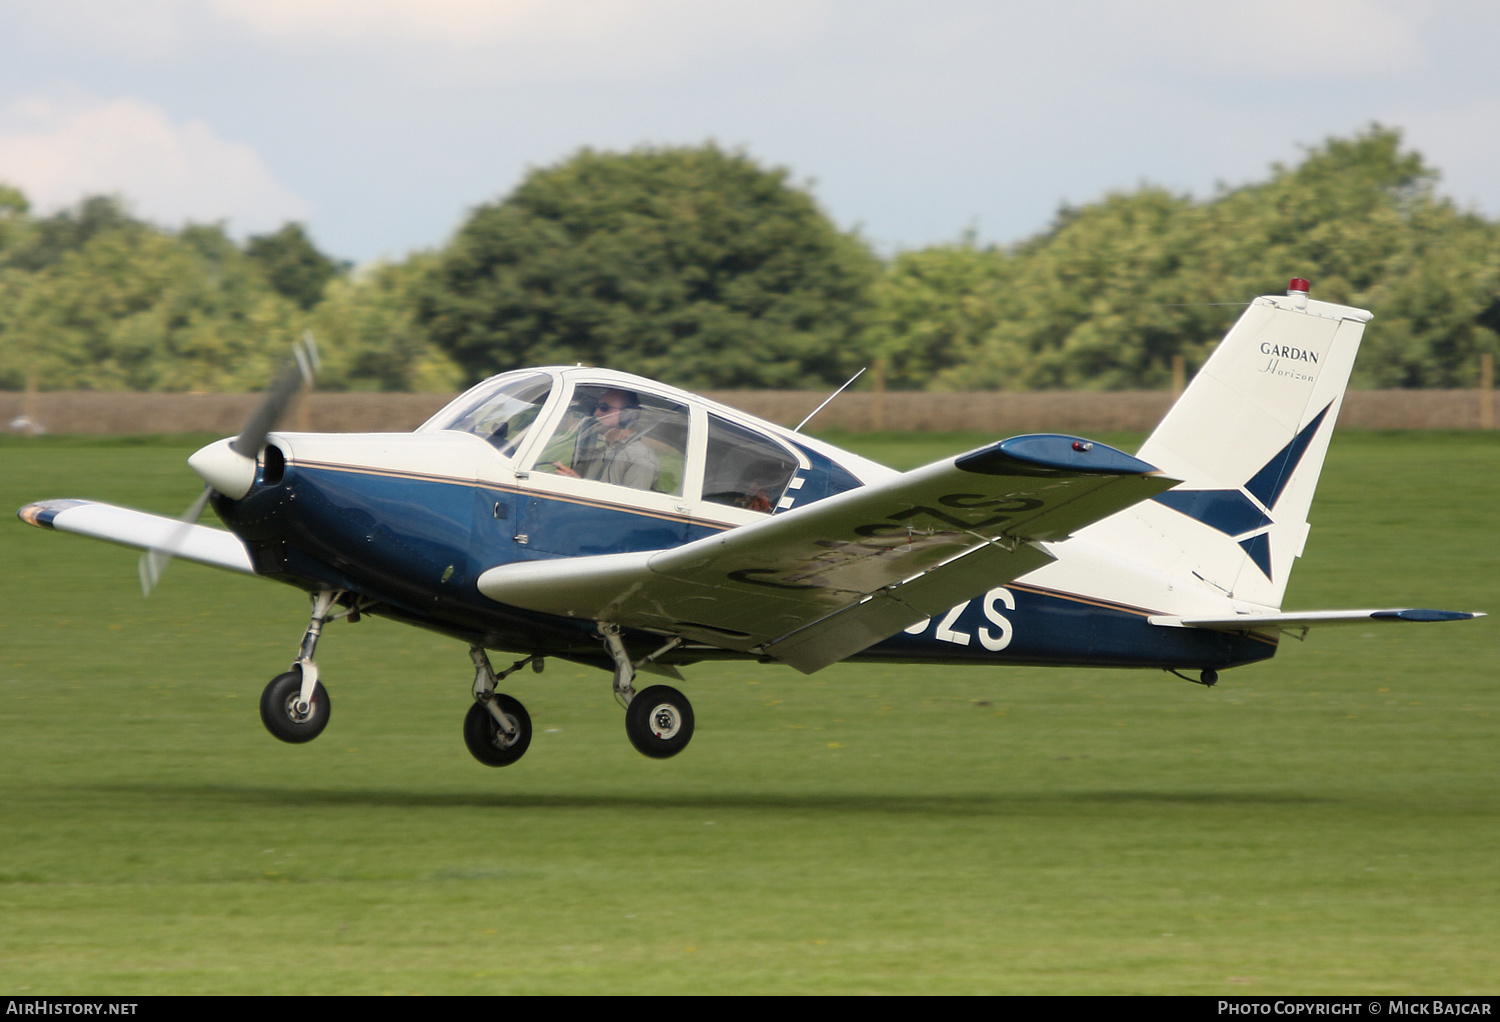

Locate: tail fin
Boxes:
[1094,281,1371,609]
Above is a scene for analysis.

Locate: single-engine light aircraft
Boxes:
[17,280,1482,765]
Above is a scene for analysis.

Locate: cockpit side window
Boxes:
[533,385,690,496]
[702,414,798,514]
[421,372,553,458]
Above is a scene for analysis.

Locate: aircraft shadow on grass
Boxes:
[93,784,1337,814]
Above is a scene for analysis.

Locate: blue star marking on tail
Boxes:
[1150,403,1333,580]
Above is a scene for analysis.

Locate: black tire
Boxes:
[463,695,532,767]
[625,685,694,759]
[259,668,331,744]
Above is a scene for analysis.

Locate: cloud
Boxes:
[9,0,189,59]
[1055,0,1429,80]
[211,0,556,45]
[0,95,311,233]
[208,0,828,77]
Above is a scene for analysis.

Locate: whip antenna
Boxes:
[794,367,866,433]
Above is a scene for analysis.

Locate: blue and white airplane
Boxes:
[17,279,1481,765]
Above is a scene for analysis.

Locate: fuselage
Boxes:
[209,366,1275,675]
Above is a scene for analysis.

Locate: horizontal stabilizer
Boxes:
[1149,608,1484,635]
[18,499,255,576]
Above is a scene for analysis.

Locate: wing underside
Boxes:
[481,434,1180,672]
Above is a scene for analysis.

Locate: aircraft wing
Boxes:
[480,434,1179,672]
[17,499,256,575]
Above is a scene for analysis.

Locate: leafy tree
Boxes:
[0,183,25,215]
[0,212,301,391]
[0,182,28,253]
[881,125,1499,390]
[0,197,457,393]
[866,237,1014,389]
[246,222,348,310]
[420,144,879,388]
[3,195,137,273]
[308,255,464,392]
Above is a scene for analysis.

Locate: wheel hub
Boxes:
[491,714,520,749]
[283,694,315,723]
[649,703,681,740]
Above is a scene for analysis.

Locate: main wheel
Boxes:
[463,695,532,767]
[260,669,331,744]
[625,685,694,759]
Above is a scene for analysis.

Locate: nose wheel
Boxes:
[260,668,331,743]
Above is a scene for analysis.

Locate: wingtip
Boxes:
[17,499,89,529]
[958,435,1160,477]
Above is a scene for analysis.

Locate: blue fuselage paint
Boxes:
[862,585,1273,669]
[213,460,1274,672]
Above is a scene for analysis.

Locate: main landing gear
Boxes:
[459,629,694,768]
[602,624,694,759]
[464,646,539,767]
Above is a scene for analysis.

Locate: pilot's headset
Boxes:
[615,392,642,429]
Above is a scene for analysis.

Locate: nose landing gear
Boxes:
[260,590,342,744]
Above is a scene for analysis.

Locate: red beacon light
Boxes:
[1287,278,1311,294]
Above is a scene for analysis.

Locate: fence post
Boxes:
[1171,354,1185,398]
[22,368,39,437]
[1482,352,1494,430]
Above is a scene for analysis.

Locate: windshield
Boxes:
[419,371,553,458]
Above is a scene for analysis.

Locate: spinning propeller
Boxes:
[139,332,318,595]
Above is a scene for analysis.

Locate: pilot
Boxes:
[553,388,660,491]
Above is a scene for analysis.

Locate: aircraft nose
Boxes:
[188,437,258,499]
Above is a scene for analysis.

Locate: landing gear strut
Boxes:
[463,647,537,767]
[260,590,340,743]
[600,624,694,759]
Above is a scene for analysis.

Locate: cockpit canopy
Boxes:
[419,368,864,516]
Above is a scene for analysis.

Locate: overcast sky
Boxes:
[2,0,1495,264]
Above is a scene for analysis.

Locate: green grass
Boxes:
[0,431,1496,993]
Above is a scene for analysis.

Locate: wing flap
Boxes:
[480,434,1176,668]
[18,499,255,575]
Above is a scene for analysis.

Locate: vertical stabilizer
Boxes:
[1087,281,1370,609]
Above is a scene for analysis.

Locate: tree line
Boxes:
[1,126,1495,394]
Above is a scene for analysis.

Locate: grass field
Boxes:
[0,430,1496,994]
